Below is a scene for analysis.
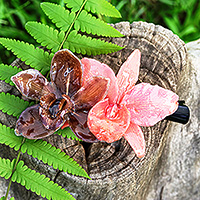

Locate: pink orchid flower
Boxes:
[82,49,178,158]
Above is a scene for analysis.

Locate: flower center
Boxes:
[49,98,63,119]
[105,104,121,120]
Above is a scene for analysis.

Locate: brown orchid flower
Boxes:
[11,49,109,142]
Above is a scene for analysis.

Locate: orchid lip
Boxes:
[165,101,190,124]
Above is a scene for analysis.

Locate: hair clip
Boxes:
[165,101,190,124]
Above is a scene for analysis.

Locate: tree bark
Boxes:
[1,21,197,200]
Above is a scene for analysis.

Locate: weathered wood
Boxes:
[0,21,190,199]
[146,39,200,200]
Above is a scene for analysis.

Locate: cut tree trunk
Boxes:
[1,21,198,200]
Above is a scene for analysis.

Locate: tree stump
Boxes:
[1,21,195,200]
[146,39,200,200]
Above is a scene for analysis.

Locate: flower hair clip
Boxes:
[11,49,190,158]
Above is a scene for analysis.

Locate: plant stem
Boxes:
[58,0,88,50]
[4,137,26,200]
[47,0,88,79]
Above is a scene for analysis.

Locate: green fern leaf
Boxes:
[85,0,121,18]
[0,93,31,118]
[55,127,81,141]
[64,0,83,12]
[75,10,123,37]
[0,197,15,200]
[64,30,123,55]
[0,38,53,74]
[0,64,22,86]
[25,22,65,53]
[0,158,15,179]
[0,124,23,151]
[21,139,89,178]
[41,2,75,32]
[0,123,89,178]
[12,160,75,200]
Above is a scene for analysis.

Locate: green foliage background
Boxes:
[0,0,200,63]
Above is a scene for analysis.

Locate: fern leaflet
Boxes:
[0,93,31,118]
[11,160,75,200]
[0,123,89,178]
[41,2,75,32]
[0,197,15,200]
[0,158,15,180]
[0,64,22,86]
[64,0,83,12]
[0,124,23,151]
[21,139,89,178]
[84,0,121,18]
[75,10,123,37]
[64,30,123,55]
[0,38,53,74]
[25,22,65,53]
[55,127,81,141]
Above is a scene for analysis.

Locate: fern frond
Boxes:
[0,93,31,118]
[85,0,121,18]
[64,0,83,12]
[75,10,123,37]
[21,139,89,178]
[64,30,123,55]
[0,197,15,200]
[55,127,81,141]
[0,158,15,180]
[0,64,22,86]
[12,160,75,200]
[41,2,75,32]
[25,22,65,53]
[0,38,53,74]
[64,0,121,18]
[0,124,23,151]
[0,123,89,178]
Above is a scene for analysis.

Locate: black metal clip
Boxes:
[165,101,190,124]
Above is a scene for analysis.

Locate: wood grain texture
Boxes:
[0,21,187,200]
[146,39,200,200]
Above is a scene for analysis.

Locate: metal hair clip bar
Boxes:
[165,101,190,124]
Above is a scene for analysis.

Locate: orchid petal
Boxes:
[124,123,145,158]
[15,104,55,139]
[50,49,82,97]
[88,98,130,143]
[122,83,179,126]
[80,58,91,86]
[68,110,98,143]
[71,76,109,110]
[81,58,118,103]
[11,69,54,101]
[116,49,141,102]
